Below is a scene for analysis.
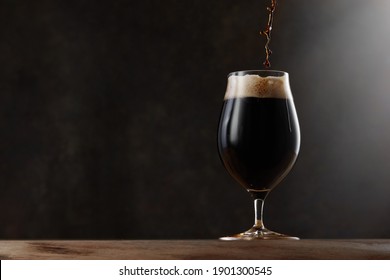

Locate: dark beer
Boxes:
[218,73,300,195]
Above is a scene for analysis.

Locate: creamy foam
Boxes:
[224,74,292,100]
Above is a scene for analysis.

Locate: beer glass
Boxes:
[217,70,300,240]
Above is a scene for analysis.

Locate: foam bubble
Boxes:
[224,74,292,100]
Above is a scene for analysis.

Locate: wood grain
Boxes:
[1,240,390,260]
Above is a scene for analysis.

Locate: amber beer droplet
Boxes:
[260,0,277,68]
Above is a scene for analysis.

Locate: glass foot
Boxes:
[220,227,299,240]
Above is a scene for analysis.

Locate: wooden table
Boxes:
[1,240,390,259]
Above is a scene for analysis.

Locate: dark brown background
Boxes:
[1,0,390,239]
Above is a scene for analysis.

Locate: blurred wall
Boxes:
[1,0,390,239]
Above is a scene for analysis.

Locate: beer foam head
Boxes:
[224,73,292,100]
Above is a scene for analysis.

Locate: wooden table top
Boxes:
[1,240,390,260]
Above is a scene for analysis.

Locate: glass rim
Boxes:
[228,70,288,77]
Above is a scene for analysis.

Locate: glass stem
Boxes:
[254,198,265,230]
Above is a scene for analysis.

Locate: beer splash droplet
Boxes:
[260,0,277,68]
